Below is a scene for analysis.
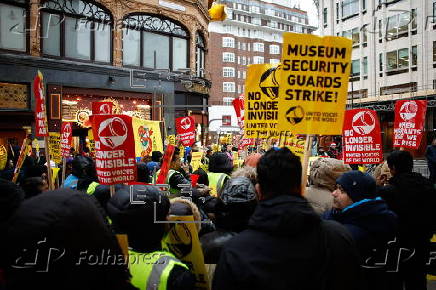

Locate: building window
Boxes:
[242,56,246,65]
[323,8,328,26]
[223,97,234,106]
[362,25,368,45]
[41,0,112,62]
[223,82,235,92]
[411,9,417,31]
[253,56,264,64]
[237,56,240,64]
[386,12,410,40]
[222,115,232,126]
[243,71,246,79]
[223,52,235,62]
[362,0,366,10]
[411,45,417,67]
[351,59,360,76]
[352,27,360,46]
[247,43,250,51]
[386,48,409,71]
[237,71,241,78]
[122,14,189,70]
[223,67,235,77]
[242,42,246,50]
[0,0,27,52]
[237,85,241,94]
[362,57,368,76]
[247,57,251,65]
[222,37,235,48]
[224,25,232,33]
[336,3,340,22]
[342,0,359,19]
[269,44,279,54]
[270,59,280,64]
[433,41,436,62]
[253,42,264,52]
[379,53,383,72]
[196,32,205,77]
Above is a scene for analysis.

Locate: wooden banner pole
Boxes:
[301,135,314,195]
[44,136,54,190]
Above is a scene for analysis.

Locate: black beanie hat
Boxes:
[336,171,376,202]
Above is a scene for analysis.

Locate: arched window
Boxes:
[196,32,205,77]
[122,14,189,71]
[0,0,27,52]
[41,0,112,63]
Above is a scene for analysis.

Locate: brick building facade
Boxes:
[207,0,316,134]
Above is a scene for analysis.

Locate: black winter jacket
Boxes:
[212,195,361,290]
[377,172,436,246]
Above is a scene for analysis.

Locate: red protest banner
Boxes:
[92,102,114,115]
[393,100,427,149]
[60,122,73,157]
[176,116,196,147]
[34,71,48,137]
[92,115,136,185]
[238,138,255,150]
[342,109,383,164]
[157,145,175,185]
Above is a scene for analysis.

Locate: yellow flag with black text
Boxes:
[244,64,280,139]
[278,33,352,135]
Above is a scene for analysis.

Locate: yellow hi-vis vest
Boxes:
[129,250,188,290]
[207,172,229,197]
[153,169,181,196]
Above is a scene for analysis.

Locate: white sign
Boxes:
[159,0,186,11]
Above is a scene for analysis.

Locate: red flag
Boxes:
[238,138,255,150]
[60,122,73,157]
[92,102,114,115]
[176,116,196,146]
[342,109,383,164]
[393,100,427,149]
[157,145,175,185]
[232,96,244,128]
[33,71,48,137]
[91,115,136,185]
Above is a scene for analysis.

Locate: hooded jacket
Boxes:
[212,195,361,290]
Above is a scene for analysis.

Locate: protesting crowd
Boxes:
[0,138,436,290]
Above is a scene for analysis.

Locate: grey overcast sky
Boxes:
[296,0,319,31]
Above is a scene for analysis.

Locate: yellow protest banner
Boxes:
[278,33,352,135]
[87,129,95,155]
[132,118,163,158]
[163,215,209,290]
[191,152,203,172]
[279,134,306,159]
[51,167,60,185]
[48,132,61,164]
[212,144,220,153]
[166,135,176,146]
[179,145,185,159]
[232,151,239,167]
[0,145,7,170]
[244,64,280,139]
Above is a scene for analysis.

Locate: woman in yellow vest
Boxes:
[107,185,195,290]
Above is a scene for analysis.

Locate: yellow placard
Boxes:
[132,118,163,158]
[232,152,239,167]
[87,129,95,155]
[278,33,352,135]
[0,145,7,170]
[166,135,176,146]
[212,144,220,153]
[191,152,203,172]
[179,145,185,159]
[51,167,60,185]
[244,64,280,139]
[48,132,61,164]
[163,215,209,290]
[279,134,306,159]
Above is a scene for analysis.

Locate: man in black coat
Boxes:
[378,150,436,290]
[213,148,361,290]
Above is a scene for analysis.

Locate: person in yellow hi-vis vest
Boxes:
[107,185,195,290]
[207,152,232,197]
